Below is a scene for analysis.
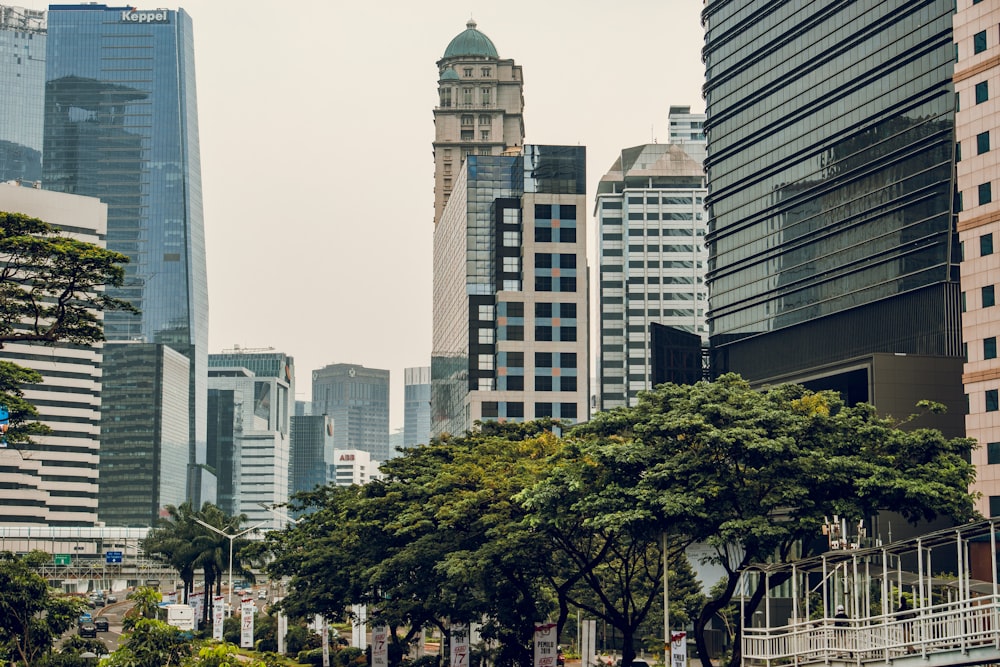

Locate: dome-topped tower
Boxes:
[432,20,525,226]
[443,19,499,59]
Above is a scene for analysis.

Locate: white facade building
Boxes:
[331,449,381,487]
[0,181,106,525]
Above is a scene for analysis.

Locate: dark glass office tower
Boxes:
[703,0,964,433]
[42,5,209,493]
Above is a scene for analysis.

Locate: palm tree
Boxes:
[143,501,200,602]
[189,503,256,626]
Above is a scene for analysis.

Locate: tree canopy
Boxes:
[262,375,977,667]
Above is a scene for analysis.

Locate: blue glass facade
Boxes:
[42,5,208,482]
[703,0,962,380]
[0,6,45,183]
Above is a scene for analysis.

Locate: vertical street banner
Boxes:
[450,622,469,667]
[317,614,329,667]
[240,599,255,648]
[372,624,389,667]
[212,596,224,641]
[581,620,596,667]
[534,622,558,667]
[190,592,202,628]
[671,631,687,667]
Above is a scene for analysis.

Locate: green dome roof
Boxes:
[443,20,498,59]
[440,67,460,81]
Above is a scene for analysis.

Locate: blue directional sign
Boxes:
[105,550,123,564]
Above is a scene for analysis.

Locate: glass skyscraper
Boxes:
[42,4,209,493]
[312,364,391,463]
[0,5,45,183]
[703,0,964,431]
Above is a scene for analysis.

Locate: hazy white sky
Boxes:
[21,0,707,429]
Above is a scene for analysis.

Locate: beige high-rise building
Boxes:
[955,0,1000,517]
[433,20,524,225]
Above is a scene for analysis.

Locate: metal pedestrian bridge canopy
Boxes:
[740,518,1000,667]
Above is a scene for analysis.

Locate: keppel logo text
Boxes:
[121,10,169,23]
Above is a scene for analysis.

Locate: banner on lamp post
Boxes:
[534,621,558,667]
[671,631,687,667]
[450,622,469,667]
[212,596,224,641]
[240,599,255,648]
[317,615,329,667]
[189,592,203,628]
[372,624,389,667]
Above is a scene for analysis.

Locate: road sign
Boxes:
[54,554,71,565]
[105,550,123,564]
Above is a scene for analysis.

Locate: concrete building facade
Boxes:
[311,364,390,462]
[433,20,524,226]
[0,182,106,525]
[431,145,589,437]
[954,0,1000,516]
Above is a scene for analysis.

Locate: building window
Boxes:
[984,285,996,307]
[479,304,495,321]
[481,87,491,106]
[957,141,962,162]
[506,375,524,391]
[560,402,578,419]
[506,351,524,367]
[503,256,520,273]
[535,402,553,418]
[461,131,474,141]
[478,328,495,345]
[439,88,452,107]
[535,277,553,292]
[535,376,553,391]
[506,402,524,418]
[975,30,988,54]
[478,354,494,371]
[559,327,577,342]
[982,233,994,256]
[504,325,524,341]
[478,378,494,391]
[479,114,490,125]
[988,389,1000,412]
[980,182,993,205]
[976,81,989,104]
[481,67,491,77]
[560,376,577,392]
[989,442,1000,465]
[502,278,521,291]
[991,496,1000,518]
[481,130,490,141]
[986,337,997,360]
[462,114,474,126]
[560,352,577,369]
[978,131,991,154]
[463,67,473,77]
[535,352,552,367]
[535,326,552,341]
[962,291,967,312]
[482,402,498,418]
[503,231,520,247]
[505,302,524,318]
[560,276,576,292]
[535,227,552,243]
[463,88,473,105]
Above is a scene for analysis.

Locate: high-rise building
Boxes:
[0,182,106,526]
[403,366,431,447]
[954,0,1000,516]
[0,5,45,184]
[702,0,965,436]
[42,4,209,498]
[431,146,590,437]
[595,139,708,410]
[433,20,524,226]
[289,414,334,500]
[99,342,189,527]
[311,364,390,462]
[331,449,381,487]
[666,105,707,166]
[207,365,290,530]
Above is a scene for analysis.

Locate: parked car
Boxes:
[106,594,117,603]
[94,616,109,632]
[257,589,267,600]
[78,622,97,638]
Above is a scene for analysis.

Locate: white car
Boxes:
[258,590,267,600]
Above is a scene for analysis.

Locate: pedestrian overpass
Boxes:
[741,518,1000,666]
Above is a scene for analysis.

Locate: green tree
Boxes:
[0,551,88,665]
[0,211,134,452]
[122,586,162,630]
[571,374,978,667]
[100,618,191,667]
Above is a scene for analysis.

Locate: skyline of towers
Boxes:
[702,0,965,439]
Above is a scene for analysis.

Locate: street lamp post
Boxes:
[193,518,266,617]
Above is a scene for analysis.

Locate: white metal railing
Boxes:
[743,595,1000,666]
